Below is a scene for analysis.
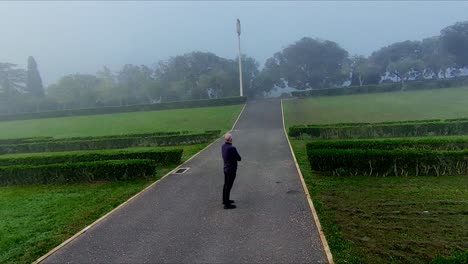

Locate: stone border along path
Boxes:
[40,99,328,263]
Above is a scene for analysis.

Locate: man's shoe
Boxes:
[222,200,235,205]
[224,204,237,209]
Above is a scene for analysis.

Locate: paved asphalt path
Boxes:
[43,99,326,263]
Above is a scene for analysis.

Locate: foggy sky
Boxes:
[1,1,468,85]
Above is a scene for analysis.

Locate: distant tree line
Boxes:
[265,21,468,91]
[1,20,468,114]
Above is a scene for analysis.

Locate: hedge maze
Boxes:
[0,130,220,186]
[291,119,468,177]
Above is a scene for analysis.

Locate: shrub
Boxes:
[2,131,182,145]
[204,130,222,136]
[307,147,468,177]
[306,119,443,127]
[0,130,220,146]
[306,138,468,151]
[0,133,217,154]
[0,149,183,166]
[430,250,468,264]
[289,121,468,139]
[0,159,156,186]
[0,137,53,145]
[446,117,468,122]
[0,96,247,121]
[29,131,181,142]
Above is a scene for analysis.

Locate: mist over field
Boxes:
[1,1,468,109]
[1,1,467,85]
[1,2,468,264]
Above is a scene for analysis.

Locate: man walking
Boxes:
[222,132,241,209]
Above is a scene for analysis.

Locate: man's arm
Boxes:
[233,147,241,161]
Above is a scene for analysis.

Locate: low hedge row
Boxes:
[0,133,218,155]
[305,119,443,127]
[0,159,156,186]
[307,148,468,177]
[290,121,468,139]
[0,131,217,146]
[0,96,247,121]
[2,131,187,145]
[0,137,53,145]
[307,138,468,151]
[446,117,468,122]
[0,149,183,166]
[291,77,468,97]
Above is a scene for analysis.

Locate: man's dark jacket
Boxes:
[222,142,241,173]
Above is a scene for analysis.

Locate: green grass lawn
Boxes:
[283,87,468,127]
[0,144,206,264]
[290,140,468,263]
[0,104,243,139]
[283,89,468,263]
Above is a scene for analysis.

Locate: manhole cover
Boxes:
[173,168,189,174]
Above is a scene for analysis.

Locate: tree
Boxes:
[96,66,117,105]
[165,79,192,102]
[155,52,231,101]
[26,56,44,97]
[197,70,234,99]
[257,57,283,95]
[421,36,455,79]
[0,63,26,97]
[347,55,381,86]
[138,65,161,103]
[263,37,349,90]
[117,64,157,105]
[369,40,422,73]
[440,21,468,67]
[238,56,261,98]
[0,63,26,113]
[154,52,261,100]
[48,74,100,109]
[387,58,425,89]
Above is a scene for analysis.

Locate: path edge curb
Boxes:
[231,102,247,131]
[35,102,247,264]
[280,99,334,264]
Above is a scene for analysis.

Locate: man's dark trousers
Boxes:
[223,171,236,204]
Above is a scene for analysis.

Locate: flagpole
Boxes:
[236,19,244,97]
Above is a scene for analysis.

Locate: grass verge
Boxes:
[290,139,468,263]
[0,144,206,264]
[0,104,243,139]
[283,87,468,127]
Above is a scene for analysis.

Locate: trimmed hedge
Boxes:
[0,149,183,166]
[0,137,53,145]
[0,159,156,186]
[446,117,468,122]
[305,119,443,127]
[291,77,468,97]
[289,121,468,139]
[0,132,218,155]
[4,131,184,145]
[0,96,247,121]
[0,131,216,146]
[307,138,468,151]
[307,148,468,177]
